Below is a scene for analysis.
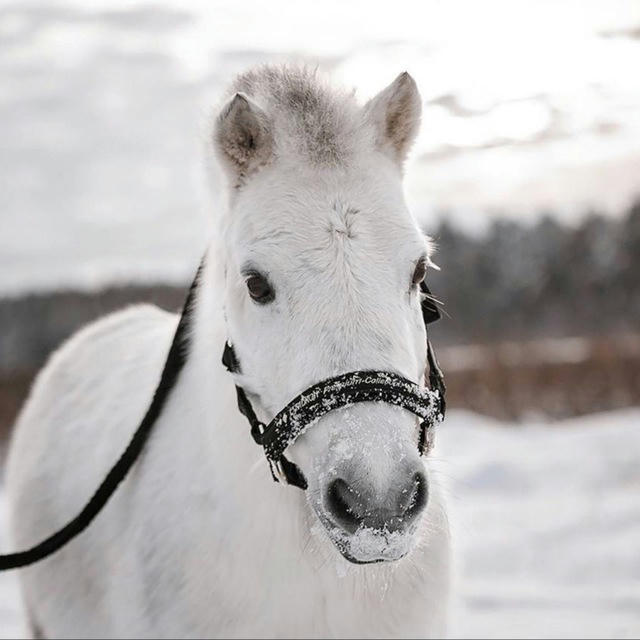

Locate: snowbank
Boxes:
[1,408,639,638]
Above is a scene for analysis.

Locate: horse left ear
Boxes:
[364,72,422,167]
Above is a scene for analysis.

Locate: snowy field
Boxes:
[1,408,638,638]
[439,409,640,639]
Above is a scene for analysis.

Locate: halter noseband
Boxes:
[222,281,446,490]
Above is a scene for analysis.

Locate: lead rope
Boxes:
[0,263,203,571]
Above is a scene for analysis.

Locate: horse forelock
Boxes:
[230,65,365,167]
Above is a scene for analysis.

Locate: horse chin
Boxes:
[315,510,417,565]
[339,548,408,565]
[334,532,414,565]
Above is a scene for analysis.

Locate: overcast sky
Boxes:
[2,0,639,294]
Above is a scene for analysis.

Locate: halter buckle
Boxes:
[268,458,286,484]
[251,421,266,445]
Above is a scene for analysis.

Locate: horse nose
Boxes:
[325,470,428,534]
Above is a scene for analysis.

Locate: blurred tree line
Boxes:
[1,201,639,430]
[426,199,640,345]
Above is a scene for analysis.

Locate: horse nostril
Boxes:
[400,472,428,521]
[326,478,362,532]
[326,472,427,534]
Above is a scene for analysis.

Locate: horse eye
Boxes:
[412,258,427,287]
[246,272,275,304]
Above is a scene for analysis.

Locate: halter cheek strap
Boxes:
[223,281,446,490]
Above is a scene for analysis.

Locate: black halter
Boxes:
[0,270,445,570]
[222,281,446,490]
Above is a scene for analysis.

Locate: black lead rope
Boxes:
[0,273,445,571]
[0,264,202,572]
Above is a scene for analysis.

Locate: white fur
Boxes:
[6,66,451,638]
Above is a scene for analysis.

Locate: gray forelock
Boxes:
[230,65,365,166]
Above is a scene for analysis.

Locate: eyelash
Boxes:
[412,258,427,287]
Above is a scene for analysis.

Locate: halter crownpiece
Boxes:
[223,281,446,490]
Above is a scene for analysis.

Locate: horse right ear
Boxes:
[213,92,274,186]
[364,72,422,168]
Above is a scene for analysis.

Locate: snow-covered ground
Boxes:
[438,409,640,639]
[1,408,639,638]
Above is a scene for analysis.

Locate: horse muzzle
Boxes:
[315,458,428,564]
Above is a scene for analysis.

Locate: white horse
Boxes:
[6,66,452,638]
